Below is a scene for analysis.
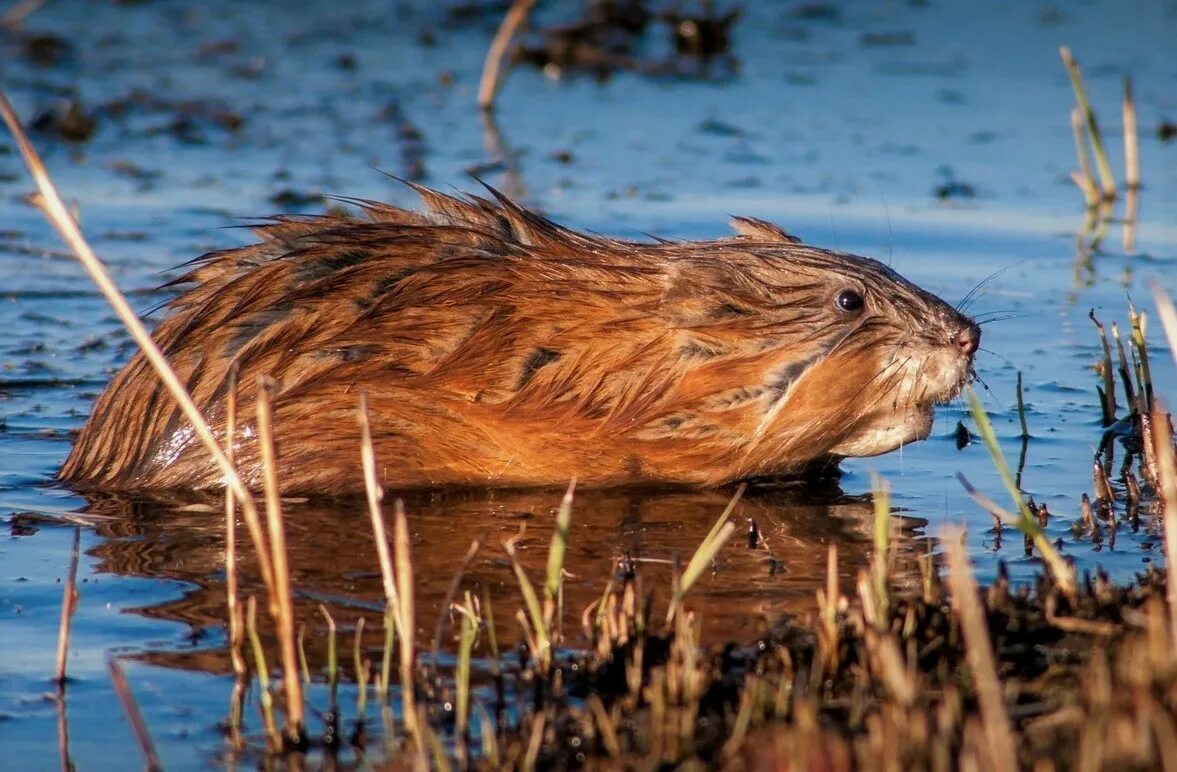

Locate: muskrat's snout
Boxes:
[953,321,981,358]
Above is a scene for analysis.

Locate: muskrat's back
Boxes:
[60,184,979,493]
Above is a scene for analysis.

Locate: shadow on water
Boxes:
[75,481,929,673]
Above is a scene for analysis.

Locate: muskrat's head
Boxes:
[663,224,979,477]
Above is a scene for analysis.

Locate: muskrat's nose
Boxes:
[954,323,981,357]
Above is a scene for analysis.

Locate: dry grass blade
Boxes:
[871,473,891,625]
[477,0,537,110]
[1070,109,1100,207]
[1123,75,1139,190]
[1017,371,1030,439]
[254,377,303,743]
[0,92,263,536]
[357,393,406,702]
[430,535,486,662]
[1150,405,1177,640]
[223,368,246,681]
[1151,281,1177,374]
[944,532,1018,772]
[1060,46,1117,200]
[0,0,47,28]
[358,394,400,609]
[393,500,423,753]
[53,527,81,686]
[108,658,163,772]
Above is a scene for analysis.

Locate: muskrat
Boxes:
[59,184,979,494]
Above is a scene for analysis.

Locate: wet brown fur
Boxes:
[60,184,978,493]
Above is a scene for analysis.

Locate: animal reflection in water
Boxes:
[81,484,930,674]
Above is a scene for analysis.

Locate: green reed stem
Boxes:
[353,617,369,719]
[455,595,478,740]
[246,596,279,747]
[544,478,576,631]
[319,605,338,709]
[963,388,1075,595]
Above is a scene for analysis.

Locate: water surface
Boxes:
[1,0,1175,767]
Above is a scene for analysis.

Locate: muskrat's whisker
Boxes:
[955,260,1028,314]
[971,308,1022,320]
[976,314,1026,326]
[972,371,999,404]
[976,347,1020,372]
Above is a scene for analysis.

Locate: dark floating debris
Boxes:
[269,189,326,210]
[30,99,96,142]
[513,0,739,81]
[954,420,972,449]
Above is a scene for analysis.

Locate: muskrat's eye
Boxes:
[835,289,864,314]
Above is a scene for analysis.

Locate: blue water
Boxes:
[1,0,1175,768]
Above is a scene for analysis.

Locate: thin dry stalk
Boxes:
[1060,46,1117,200]
[1151,281,1177,374]
[522,712,546,771]
[944,533,1018,772]
[871,473,892,625]
[1150,405,1177,640]
[393,500,423,752]
[1017,371,1030,439]
[54,684,72,772]
[430,534,486,662]
[53,527,81,686]
[1070,109,1100,207]
[108,658,163,772]
[1090,310,1118,424]
[0,93,264,541]
[0,0,47,28]
[358,394,399,607]
[255,376,304,742]
[1123,185,1139,253]
[357,393,405,699]
[224,368,247,681]
[477,0,537,110]
[1123,75,1139,190]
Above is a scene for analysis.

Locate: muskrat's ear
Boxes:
[729,216,801,244]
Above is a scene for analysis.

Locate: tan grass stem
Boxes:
[1150,406,1177,640]
[1060,47,1117,200]
[0,91,268,574]
[53,527,81,686]
[223,369,246,681]
[1123,75,1139,190]
[255,376,304,741]
[944,532,1018,771]
[393,500,422,750]
[108,658,163,772]
[477,0,536,110]
[0,0,47,28]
